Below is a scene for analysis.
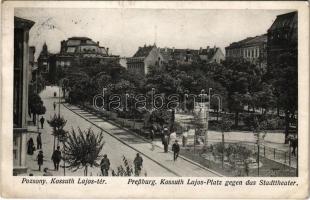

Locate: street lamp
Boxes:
[58,79,62,117]
[151,88,155,111]
[205,88,212,147]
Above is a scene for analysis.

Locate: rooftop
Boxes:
[268,11,297,32]
[226,34,267,49]
[133,45,156,57]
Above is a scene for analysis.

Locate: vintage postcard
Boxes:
[1,1,309,199]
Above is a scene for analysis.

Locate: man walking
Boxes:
[134,153,143,176]
[40,116,45,129]
[37,132,42,150]
[163,134,169,153]
[53,102,56,111]
[172,140,180,161]
[100,154,110,176]
[51,146,61,171]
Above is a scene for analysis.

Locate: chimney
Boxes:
[61,40,65,52]
[199,47,202,53]
[172,47,175,52]
[207,46,210,50]
[97,41,100,46]
[106,48,109,55]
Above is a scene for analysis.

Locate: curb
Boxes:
[64,103,222,177]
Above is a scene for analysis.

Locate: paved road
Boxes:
[25,86,220,177]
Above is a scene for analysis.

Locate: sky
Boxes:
[15,8,293,59]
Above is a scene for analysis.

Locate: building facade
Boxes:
[56,37,118,70]
[225,34,267,69]
[13,17,35,174]
[127,44,165,75]
[267,11,297,68]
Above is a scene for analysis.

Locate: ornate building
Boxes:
[37,42,50,74]
[56,37,118,70]
[13,16,35,174]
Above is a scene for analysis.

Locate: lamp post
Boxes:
[58,80,61,117]
[151,88,155,111]
[184,90,189,113]
[206,88,212,147]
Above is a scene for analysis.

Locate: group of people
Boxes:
[160,127,181,161]
[100,153,144,176]
[27,133,62,173]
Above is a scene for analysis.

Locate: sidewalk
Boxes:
[64,103,222,177]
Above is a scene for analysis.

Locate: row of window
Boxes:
[227,47,261,59]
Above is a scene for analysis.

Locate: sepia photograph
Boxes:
[12,7,299,178]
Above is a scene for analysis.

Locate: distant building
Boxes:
[28,46,36,82]
[56,37,119,70]
[13,16,35,174]
[225,34,267,69]
[267,11,297,68]
[198,46,225,64]
[127,44,164,75]
[37,42,50,74]
[159,47,201,65]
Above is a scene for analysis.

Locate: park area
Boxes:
[76,102,297,177]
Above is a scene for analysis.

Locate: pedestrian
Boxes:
[149,128,154,141]
[134,153,143,176]
[43,168,53,176]
[172,140,180,161]
[40,116,45,129]
[163,135,169,153]
[37,150,44,171]
[291,136,298,156]
[27,137,35,155]
[100,154,110,176]
[37,132,42,150]
[53,102,56,111]
[51,146,61,171]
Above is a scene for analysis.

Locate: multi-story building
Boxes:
[198,46,225,64]
[13,16,35,174]
[267,11,297,68]
[127,44,165,75]
[225,34,267,69]
[56,37,118,70]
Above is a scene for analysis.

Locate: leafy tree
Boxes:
[47,114,67,151]
[64,127,105,176]
[28,92,46,125]
[268,52,297,143]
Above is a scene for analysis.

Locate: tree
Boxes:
[64,127,105,176]
[28,92,46,125]
[268,52,297,143]
[47,114,67,151]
